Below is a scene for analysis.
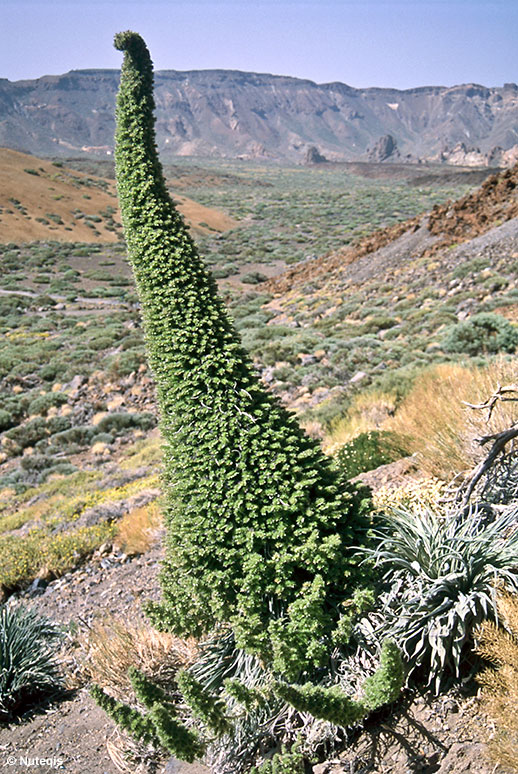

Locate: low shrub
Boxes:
[240,271,268,284]
[5,417,49,452]
[0,523,115,591]
[0,409,14,432]
[28,392,68,417]
[0,604,64,720]
[335,430,409,478]
[95,412,156,435]
[442,313,518,356]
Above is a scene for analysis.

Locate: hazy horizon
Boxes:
[1,0,518,89]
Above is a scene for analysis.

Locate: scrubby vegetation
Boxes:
[0,30,517,773]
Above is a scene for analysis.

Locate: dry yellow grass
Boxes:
[79,615,197,702]
[387,359,517,480]
[114,503,162,556]
[324,390,398,454]
[476,592,518,772]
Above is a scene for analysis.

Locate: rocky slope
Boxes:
[265,164,518,295]
[2,69,518,162]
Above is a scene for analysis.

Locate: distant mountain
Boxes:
[1,69,518,163]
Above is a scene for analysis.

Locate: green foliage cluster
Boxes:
[0,604,64,720]
[273,681,365,727]
[273,639,403,725]
[176,669,230,735]
[92,667,205,763]
[251,742,306,773]
[113,30,372,676]
[335,430,409,478]
[442,312,518,356]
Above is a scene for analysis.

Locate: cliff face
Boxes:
[1,69,518,163]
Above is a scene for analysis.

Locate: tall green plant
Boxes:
[113,31,371,676]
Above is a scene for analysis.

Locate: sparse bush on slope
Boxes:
[443,312,518,357]
[112,29,373,678]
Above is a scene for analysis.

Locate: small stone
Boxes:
[107,396,125,411]
[91,441,110,456]
[349,370,368,384]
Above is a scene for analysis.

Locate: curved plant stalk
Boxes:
[113,31,371,677]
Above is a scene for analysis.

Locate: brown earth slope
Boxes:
[0,148,237,243]
[266,164,518,296]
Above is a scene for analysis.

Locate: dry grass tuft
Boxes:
[80,615,198,702]
[476,592,518,772]
[324,390,398,454]
[387,359,517,480]
[373,477,447,513]
[115,503,162,556]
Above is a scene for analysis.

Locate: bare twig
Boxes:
[458,384,518,508]
[462,384,518,421]
[460,426,518,509]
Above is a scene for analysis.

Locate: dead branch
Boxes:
[460,426,518,509]
[462,383,518,421]
[458,383,518,508]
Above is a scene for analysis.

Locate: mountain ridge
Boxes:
[2,68,518,163]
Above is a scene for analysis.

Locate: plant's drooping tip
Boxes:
[113,30,146,54]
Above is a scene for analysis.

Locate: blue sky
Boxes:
[2,0,517,89]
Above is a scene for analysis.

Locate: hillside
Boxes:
[0,155,516,773]
[266,165,518,295]
[2,69,518,162]
[0,148,236,242]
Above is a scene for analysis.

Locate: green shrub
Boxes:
[108,349,147,376]
[91,671,205,762]
[95,412,156,435]
[273,681,365,727]
[0,409,14,432]
[251,742,306,773]
[442,313,518,356]
[114,30,372,677]
[28,392,68,417]
[0,604,64,720]
[335,430,409,478]
[5,418,49,451]
[90,684,158,745]
[240,271,268,284]
[176,669,230,735]
[50,425,96,448]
